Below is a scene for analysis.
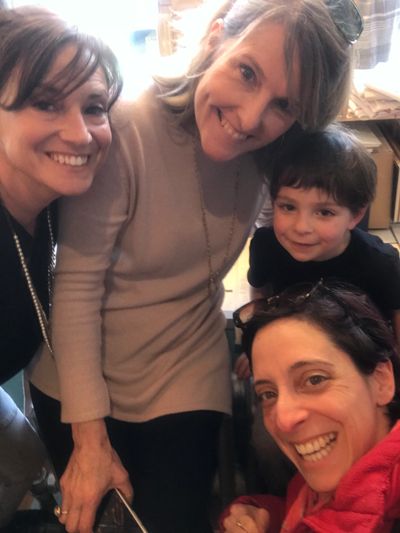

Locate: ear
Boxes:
[207,18,224,50]
[371,360,396,407]
[348,206,367,230]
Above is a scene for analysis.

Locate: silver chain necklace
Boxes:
[4,206,55,355]
[192,136,240,297]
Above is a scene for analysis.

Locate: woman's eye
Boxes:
[274,98,296,117]
[277,99,289,110]
[240,64,256,84]
[85,104,107,116]
[257,390,277,404]
[307,374,328,387]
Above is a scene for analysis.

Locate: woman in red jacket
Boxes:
[221,280,400,532]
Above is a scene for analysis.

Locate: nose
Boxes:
[58,111,92,145]
[238,93,272,133]
[274,394,308,433]
[292,211,313,234]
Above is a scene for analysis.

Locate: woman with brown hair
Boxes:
[0,5,122,527]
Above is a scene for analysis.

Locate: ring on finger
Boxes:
[236,520,248,532]
[54,505,69,518]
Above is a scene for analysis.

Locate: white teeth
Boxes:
[50,153,89,166]
[303,443,333,462]
[305,441,315,454]
[295,432,336,462]
[219,112,247,141]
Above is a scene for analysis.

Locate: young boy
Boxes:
[248,123,400,335]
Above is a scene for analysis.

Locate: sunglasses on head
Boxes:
[325,0,364,44]
[233,279,354,331]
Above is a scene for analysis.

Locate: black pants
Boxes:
[30,384,222,533]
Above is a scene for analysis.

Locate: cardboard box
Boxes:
[349,123,394,229]
[368,126,395,229]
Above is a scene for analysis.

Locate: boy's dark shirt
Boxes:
[248,226,400,319]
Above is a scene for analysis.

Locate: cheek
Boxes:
[194,69,214,105]
[262,410,277,433]
[273,212,288,233]
[319,388,372,432]
[261,115,296,146]
[94,124,112,152]
[318,226,345,242]
[193,85,207,132]
[194,69,223,120]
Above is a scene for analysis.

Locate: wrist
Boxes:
[71,419,109,449]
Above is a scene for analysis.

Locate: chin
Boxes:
[63,180,94,197]
[203,146,235,162]
[287,251,314,263]
[303,473,341,495]
[200,136,241,162]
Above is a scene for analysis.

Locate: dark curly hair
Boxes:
[269,123,376,215]
[240,281,400,424]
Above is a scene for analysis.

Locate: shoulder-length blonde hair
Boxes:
[157,0,354,132]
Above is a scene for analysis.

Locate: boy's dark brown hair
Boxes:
[270,122,377,214]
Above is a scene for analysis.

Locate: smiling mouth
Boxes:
[217,109,247,142]
[48,152,89,167]
[294,432,337,462]
[291,241,316,248]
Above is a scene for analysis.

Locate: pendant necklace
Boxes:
[192,135,240,297]
[3,204,55,355]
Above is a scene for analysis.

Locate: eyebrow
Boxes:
[34,82,108,101]
[87,90,108,100]
[254,359,335,387]
[290,360,335,370]
[33,84,59,96]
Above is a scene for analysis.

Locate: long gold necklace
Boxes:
[3,205,55,355]
[192,136,240,297]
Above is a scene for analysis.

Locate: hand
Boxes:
[234,353,251,380]
[57,419,133,533]
[222,503,270,533]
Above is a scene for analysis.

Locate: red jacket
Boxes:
[220,423,400,532]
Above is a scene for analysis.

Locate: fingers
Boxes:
[57,487,103,533]
[55,443,133,533]
[223,514,255,532]
[58,465,101,533]
[74,501,98,533]
[235,519,248,532]
[223,504,269,533]
[117,481,134,505]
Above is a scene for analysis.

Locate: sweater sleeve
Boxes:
[218,494,286,532]
[52,112,133,422]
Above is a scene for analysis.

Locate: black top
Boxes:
[248,226,400,319]
[0,204,56,384]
